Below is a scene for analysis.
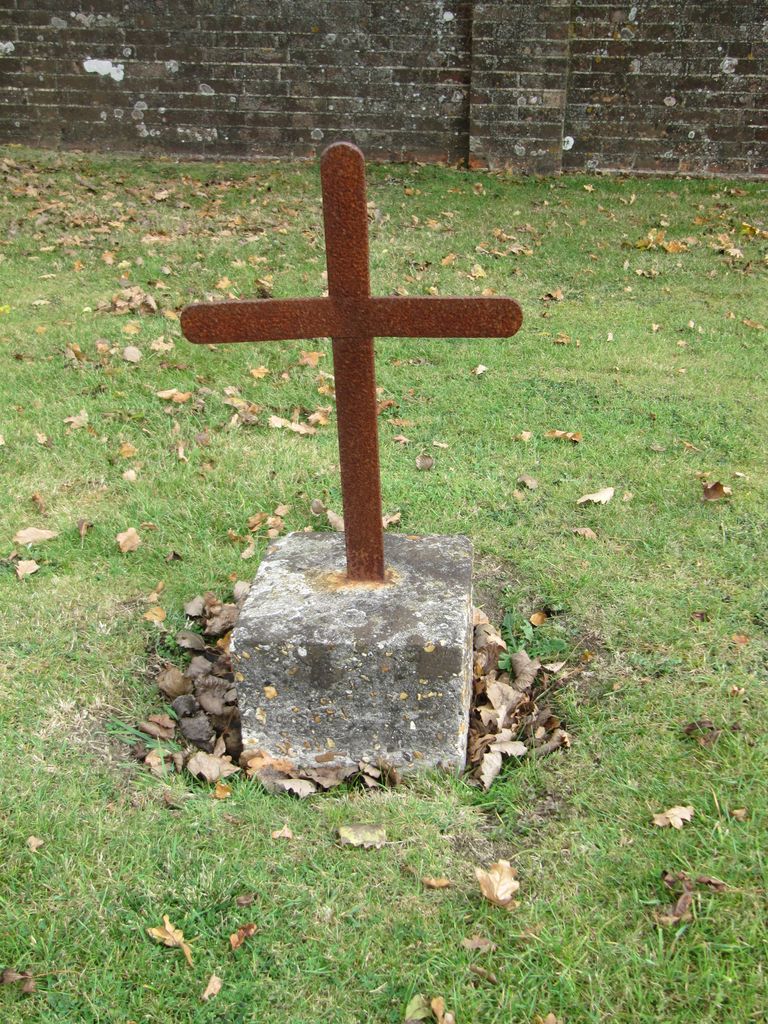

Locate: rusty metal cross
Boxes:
[181,142,522,583]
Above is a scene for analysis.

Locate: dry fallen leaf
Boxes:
[63,409,89,431]
[681,719,722,748]
[307,406,331,427]
[529,610,548,626]
[26,836,44,852]
[326,509,345,532]
[143,749,172,778]
[122,345,142,363]
[156,388,192,404]
[156,665,190,699]
[13,527,58,546]
[271,824,294,840]
[147,916,193,966]
[478,750,504,790]
[201,973,222,1002]
[517,474,538,490]
[143,605,166,623]
[696,875,727,892]
[176,630,206,651]
[138,714,176,741]
[471,364,488,376]
[263,776,318,798]
[1,968,36,994]
[337,824,387,849]
[543,660,566,673]
[421,876,452,889]
[545,429,583,443]
[577,487,614,505]
[467,964,498,985]
[461,935,497,953]
[571,526,598,540]
[116,527,142,552]
[229,923,257,950]
[404,993,433,1022]
[299,350,324,367]
[430,995,456,1024]
[475,860,520,908]
[730,808,748,822]
[656,872,696,926]
[15,559,40,580]
[652,805,695,829]
[119,441,138,458]
[472,606,490,626]
[268,415,316,436]
[186,751,240,784]
[183,594,205,617]
[702,481,732,501]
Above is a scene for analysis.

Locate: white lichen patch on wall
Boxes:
[177,126,218,143]
[74,12,121,28]
[82,58,125,83]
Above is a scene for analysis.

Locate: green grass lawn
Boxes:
[0,145,766,1023]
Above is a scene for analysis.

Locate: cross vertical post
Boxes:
[320,143,385,582]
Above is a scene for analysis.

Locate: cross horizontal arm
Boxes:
[369,295,522,339]
[180,297,336,344]
[180,295,522,344]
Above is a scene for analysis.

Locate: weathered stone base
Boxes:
[230,532,473,772]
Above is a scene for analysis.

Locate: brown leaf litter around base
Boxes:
[131,587,571,796]
[468,612,571,790]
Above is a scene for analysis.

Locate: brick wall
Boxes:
[469,1,571,173]
[563,1,768,176]
[0,1,765,176]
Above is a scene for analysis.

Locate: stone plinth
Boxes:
[231,532,473,772]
